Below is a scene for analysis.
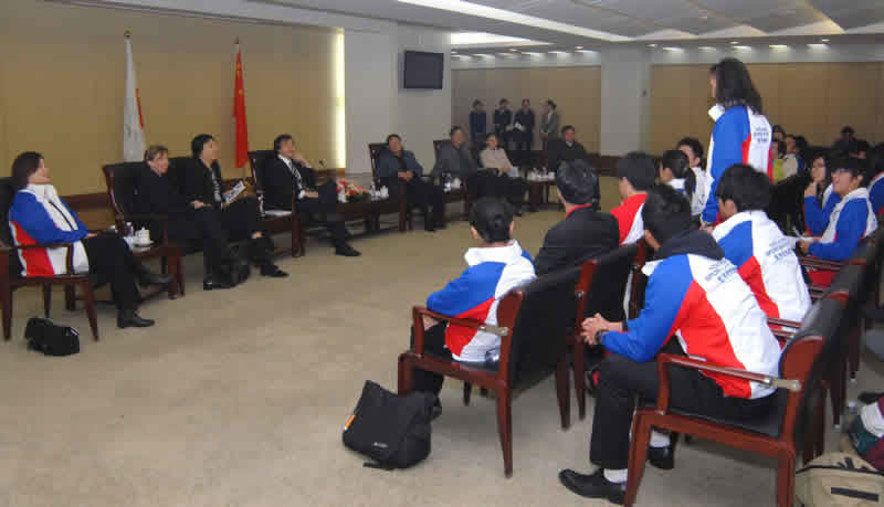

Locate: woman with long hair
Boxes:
[702,58,772,226]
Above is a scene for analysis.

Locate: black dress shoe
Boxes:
[558,469,626,504]
[647,443,675,470]
[335,244,361,257]
[260,263,288,278]
[117,309,155,329]
[203,277,234,291]
[137,270,173,288]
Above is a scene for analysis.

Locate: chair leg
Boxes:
[829,366,844,427]
[815,386,826,458]
[463,382,472,406]
[397,355,413,396]
[572,339,587,420]
[167,254,180,299]
[849,326,861,380]
[624,416,652,506]
[555,358,571,430]
[776,451,796,507]
[496,389,513,478]
[79,281,99,341]
[1,287,12,340]
[42,284,51,318]
[64,285,76,311]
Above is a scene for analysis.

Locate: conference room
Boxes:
[1,0,884,505]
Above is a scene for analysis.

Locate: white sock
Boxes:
[603,468,628,484]
[650,430,670,448]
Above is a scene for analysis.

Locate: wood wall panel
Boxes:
[0,0,336,195]
[452,67,601,153]
[650,62,884,155]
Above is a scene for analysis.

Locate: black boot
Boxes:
[117,308,155,328]
[136,266,173,288]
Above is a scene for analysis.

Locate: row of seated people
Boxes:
[404,150,876,502]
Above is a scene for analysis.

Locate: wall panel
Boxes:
[0,0,336,194]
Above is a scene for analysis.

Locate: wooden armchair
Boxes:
[624,297,842,507]
[570,243,639,419]
[0,178,98,341]
[628,239,650,320]
[398,270,577,477]
[247,150,302,257]
[102,161,183,298]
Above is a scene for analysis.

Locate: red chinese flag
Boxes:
[233,47,249,168]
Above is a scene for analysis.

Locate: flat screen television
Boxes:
[403,50,444,89]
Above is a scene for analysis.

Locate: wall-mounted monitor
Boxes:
[403,50,444,89]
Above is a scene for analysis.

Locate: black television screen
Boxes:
[403,50,444,89]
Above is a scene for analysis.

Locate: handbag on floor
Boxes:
[25,317,80,356]
[342,380,435,470]
[796,452,884,505]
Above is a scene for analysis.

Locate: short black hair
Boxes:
[469,197,513,243]
[715,164,771,212]
[473,99,483,108]
[273,134,293,153]
[676,137,704,160]
[449,126,464,138]
[616,151,656,191]
[546,99,556,109]
[191,133,215,158]
[709,58,763,114]
[642,184,693,245]
[772,124,785,135]
[11,151,43,191]
[842,125,855,135]
[561,125,575,136]
[499,98,509,106]
[869,143,884,176]
[386,133,401,144]
[771,139,785,157]
[832,156,870,186]
[555,159,598,206]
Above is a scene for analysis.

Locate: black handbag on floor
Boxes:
[343,380,435,470]
[25,317,80,356]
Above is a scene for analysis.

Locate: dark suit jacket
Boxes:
[534,206,619,275]
[134,164,189,216]
[181,157,224,209]
[432,143,478,180]
[547,140,590,172]
[258,156,317,211]
[376,149,424,180]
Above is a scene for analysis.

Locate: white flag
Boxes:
[123,37,145,162]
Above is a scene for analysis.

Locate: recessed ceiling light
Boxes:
[820,38,830,42]
[575,46,584,50]
[733,45,752,50]
[451,50,458,53]
[509,48,518,52]
[807,43,828,49]
[698,46,716,51]
[730,40,739,45]
[769,44,789,49]
[647,43,658,48]
[399,0,630,41]
[662,46,683,52]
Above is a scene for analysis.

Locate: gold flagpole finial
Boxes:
[124,30,132,39]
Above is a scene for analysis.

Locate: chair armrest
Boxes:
[654,353,801,414]
[768,317,801,342]
[3,241,78,274]
[410,305,509,355]
[768,317,801,329]
[798,256,843,271]
[117,212,170,221]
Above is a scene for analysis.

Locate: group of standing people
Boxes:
[469,98,561,166]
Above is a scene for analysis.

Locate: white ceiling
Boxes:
[258,0,884,48]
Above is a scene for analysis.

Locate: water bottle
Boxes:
[125,221,134,237]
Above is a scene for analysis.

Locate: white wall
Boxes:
[600,47,651,156]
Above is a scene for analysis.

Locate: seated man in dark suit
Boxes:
[433,126,501,203]
[535,160,618,275]
[376,134,445,232]
[136,145,237,290]
[547,125,591,174]
[259,134,359,257]
[181,134,287,278]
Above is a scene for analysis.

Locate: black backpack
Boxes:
[343,381,435,470]
[25,317,80,356]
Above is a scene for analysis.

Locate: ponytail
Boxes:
[661,150,693,201]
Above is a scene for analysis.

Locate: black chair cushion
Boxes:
[583,244,637,322]
[106,162,144,216]
[667,389,788,438]
[0,178,24,277]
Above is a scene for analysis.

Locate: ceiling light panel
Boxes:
[694,0,830,33]
[808,0,884,29]
[469,0,652,37]
[569,0,736,35]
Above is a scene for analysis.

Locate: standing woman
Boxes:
[8,152,170,328]
[701,58,772,226]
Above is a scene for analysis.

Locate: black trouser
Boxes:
[153,207,230,277]
[219,196,264,241]
[82,233,141,311]
[589,352,775,470]
[513,133,532,166]
[467,171,527,208]
[295,181,349,248]
[381,176,446,227]
[410,323,449,395]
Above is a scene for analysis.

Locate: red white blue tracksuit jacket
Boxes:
[804,187,877,262]
[713,210,811,322]
[870,172,884,219]
[8,184,90,277]
[427,240,536,363]
[610,193,647,246]
[600,230,781,399]
[702,104,772,224]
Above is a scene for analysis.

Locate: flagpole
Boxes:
[236,37,243,179]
